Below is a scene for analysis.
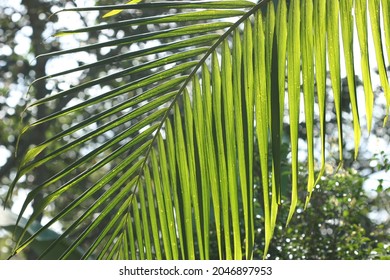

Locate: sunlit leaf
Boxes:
[103,0,143,18]
[6,0,389,260]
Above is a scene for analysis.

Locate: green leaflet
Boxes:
[174,102,195,259]
[35,34,219,81]
[201,64,221,259]
[222,39,241,260]
[165,119,186,259]
[151,148,173,259]
[369,0,390,120]
[300,0,315,211]
[57,10,246,36]
[310,0,327,207]
[286,0,300,226]
[340,0,361,160]
[232,30,244,260]
[276,0,287,148]
[242,18,255,260]
[211,51,231,259]
[144,165,163,259]
[275,0,287,210]
[326,0,343,162]
[192,74,210,260]
[50,22,232,54]
[183,91,205,259]
[265,2,280,240]
[130,167,152,259]
[254,10,270,257]
[355,0,374,132]
[383,0,390,75]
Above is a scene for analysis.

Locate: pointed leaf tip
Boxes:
[103,0,142,18]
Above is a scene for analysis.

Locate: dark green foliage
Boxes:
[256,167,390,260]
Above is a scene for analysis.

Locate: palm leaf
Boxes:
[6,0,389,260]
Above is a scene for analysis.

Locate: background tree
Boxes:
[260,164,390,260]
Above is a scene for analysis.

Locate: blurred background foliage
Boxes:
[257,163,390,260]
[0,0,389,259]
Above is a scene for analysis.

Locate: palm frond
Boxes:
[6,0,389,260]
